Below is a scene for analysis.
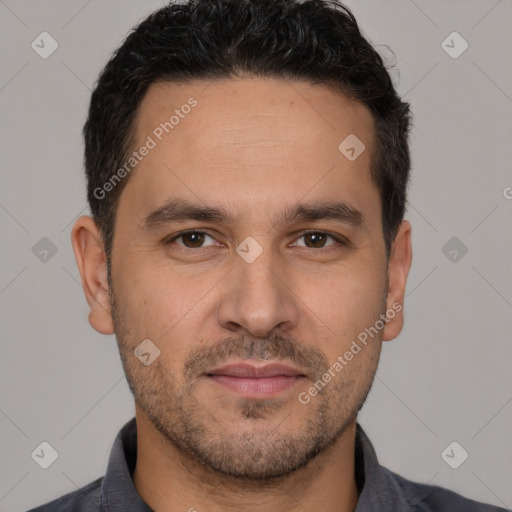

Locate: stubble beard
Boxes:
[110,289,382,484]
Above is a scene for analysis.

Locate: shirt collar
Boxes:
[353,423,412,511]
[100,417,152,511]
[100,417,412,511]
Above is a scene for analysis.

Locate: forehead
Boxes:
[123,77,379,228]
[135,77,375,154]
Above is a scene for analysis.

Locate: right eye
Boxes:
[164,230,219,250]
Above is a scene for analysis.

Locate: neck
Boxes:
[132,407,359,512]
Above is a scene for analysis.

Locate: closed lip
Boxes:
[206,363,306,378]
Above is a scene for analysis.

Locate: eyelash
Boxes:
[164,229,347,251]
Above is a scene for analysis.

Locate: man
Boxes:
[27,0,508,510]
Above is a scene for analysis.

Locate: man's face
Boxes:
[91,78,406,480]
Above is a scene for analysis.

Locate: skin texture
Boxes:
[71,77,412,512]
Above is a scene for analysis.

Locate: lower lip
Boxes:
[208,375,305,397]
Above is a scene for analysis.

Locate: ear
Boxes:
[71,216,115,335]
[382,220,412,341]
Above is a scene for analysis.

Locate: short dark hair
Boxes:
[83,0,412,271]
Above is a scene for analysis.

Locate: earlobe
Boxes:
[382,220,412,342]
[71,216,115,335]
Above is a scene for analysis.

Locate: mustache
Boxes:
[183,332,329,382]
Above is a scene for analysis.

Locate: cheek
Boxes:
[111,257,173,337]
[304,261,386,346]
[112,258,214,363]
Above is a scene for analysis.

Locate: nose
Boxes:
[217,244,300,339]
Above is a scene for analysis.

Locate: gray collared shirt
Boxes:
[27,417,509,511]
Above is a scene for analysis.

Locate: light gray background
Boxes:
[1,0,511,510]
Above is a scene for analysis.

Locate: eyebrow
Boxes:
[141,198,365,232]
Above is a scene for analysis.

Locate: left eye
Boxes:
[165,230,344,250]
[292,231,342,249]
